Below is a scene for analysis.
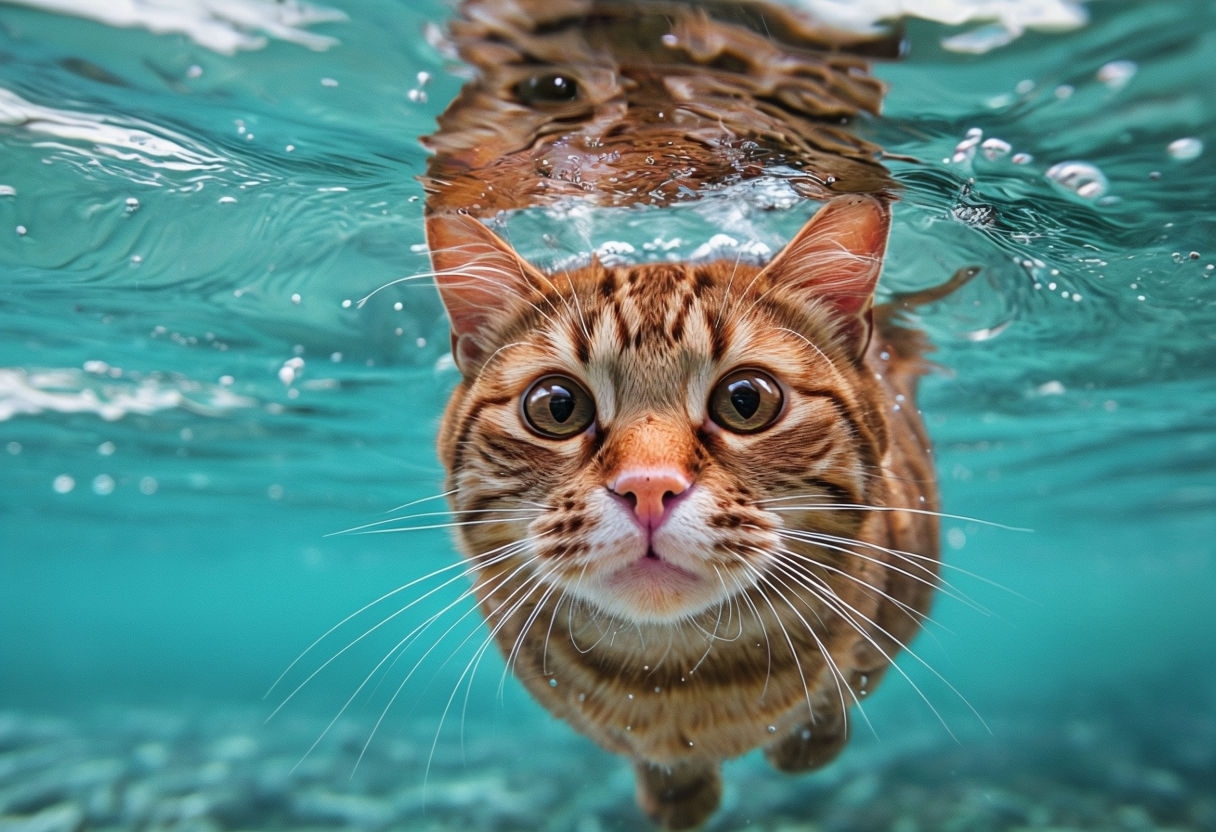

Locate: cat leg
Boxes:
[633,758,722,831]
[764,707,849,773]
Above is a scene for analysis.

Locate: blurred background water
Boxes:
[1,1,1213,830]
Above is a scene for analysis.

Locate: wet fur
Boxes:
[428,199,942,830]
[420,1,946,828]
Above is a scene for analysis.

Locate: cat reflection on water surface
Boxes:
[426,1,952,828]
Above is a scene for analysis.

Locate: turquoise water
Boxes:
[1,1,1214,829]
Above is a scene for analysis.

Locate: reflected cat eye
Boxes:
[708,369,784,433]
[513,73,580,105]
[522,375,596,438]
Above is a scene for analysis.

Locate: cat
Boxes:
[421,1,947,828]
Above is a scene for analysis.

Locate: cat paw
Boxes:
[633,759,722,830]
[764,714,849,773]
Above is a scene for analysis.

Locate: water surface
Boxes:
[1,1,1213,829]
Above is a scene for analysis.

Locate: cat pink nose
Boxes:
[609,468,691,529]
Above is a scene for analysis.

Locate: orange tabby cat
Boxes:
[428,195,942,829]
[422,1,943,828]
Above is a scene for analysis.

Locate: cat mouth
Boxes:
[605,550,703,590]
[592,551,719,622]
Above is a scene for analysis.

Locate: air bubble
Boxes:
[53,475,75,494]
[549,678,558,688]
[767,725,777,734]
[946,527,966,550]
[1045,161,1109,200]
[980,137,1011,160]
[951,127,983,163]
[1097,60,1137,90]
[1167,138,1203,162]
[278,358,303,386]
[92,474,115,496]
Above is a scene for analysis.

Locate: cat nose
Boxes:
[609,468,691,529]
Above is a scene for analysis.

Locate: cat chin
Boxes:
[571,559,729,625]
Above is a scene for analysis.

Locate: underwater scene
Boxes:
[2,0,1214,829]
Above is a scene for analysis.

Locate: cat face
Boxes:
[431,197,890,625]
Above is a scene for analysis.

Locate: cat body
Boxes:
[421,2,942,828]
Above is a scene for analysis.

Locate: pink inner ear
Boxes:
[426,214,539,372]
[760,195,891,352]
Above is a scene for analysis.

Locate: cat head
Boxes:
[428,196,891,624]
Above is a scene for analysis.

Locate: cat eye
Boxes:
[513,73,580,105]
[708,369,784,434]
[522,375,596,439]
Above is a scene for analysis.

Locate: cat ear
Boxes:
[426,213,544,375]
[759,195,890,357]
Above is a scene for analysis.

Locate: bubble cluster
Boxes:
[1045,161,1109,200]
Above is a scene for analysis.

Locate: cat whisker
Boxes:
[453,562,560,754]
[775,528,984,615]
[689,567,745,646]
[428,247,567,327]
[360,546,553,778]
[711,254,751,332]
[715,564,773,697]
[327,507,545,537]
[758,498,1032,533]
[540,583,575,678]
[500,569,566,699]
[356,270,443,307]
[773,325,837,367]
[550,266,594,349]
[562,567,616,657]
[265,544,513,708]
[775,535,942,625]
[767,512,1024,601]
[756,558,875,735]
[420,559,562,786]
[280,543,534,771]
[733,554,853,730]
[767,547,988,739]
[379,489,459,516]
